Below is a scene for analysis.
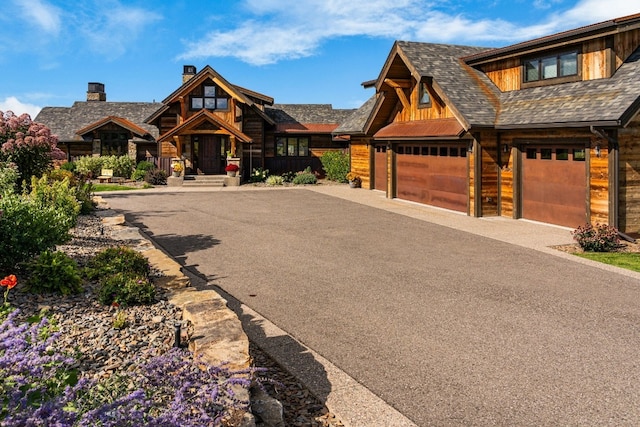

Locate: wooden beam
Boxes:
[383,78,411,88]
[383,79,411,111]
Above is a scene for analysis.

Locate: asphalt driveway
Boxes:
[103,188,640,426]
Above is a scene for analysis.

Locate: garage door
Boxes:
[374,145,387,191]
[522,145,587,227]
[396,144,468,212]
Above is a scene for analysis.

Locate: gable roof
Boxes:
[76,116,152,139]
[157,109,253,143]
[161,65,271,107]
[496,46,640,128]
[391,42,500,129]
[35,102,162,142]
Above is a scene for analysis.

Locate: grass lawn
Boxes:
[576,252,640,272]
[92,183,152,192]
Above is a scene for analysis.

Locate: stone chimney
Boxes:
[182,65,197,83]
[87,82,106,102]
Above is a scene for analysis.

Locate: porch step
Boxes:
[181,175,226,187]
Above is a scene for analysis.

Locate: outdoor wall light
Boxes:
[503,144,510,153]
[595,144,601,158]
[468,141,474,153]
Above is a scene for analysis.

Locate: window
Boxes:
[275,137,310,156]
[526,148,537,159]
[421,146,429,156]
[541,148,552,160]
[573,148,586,161]
[190,85,229,111]
[524,51,579,83]
[439,147,448,156]
[556,148,569,160]
[100,132,128,156]
[419,82,431,106]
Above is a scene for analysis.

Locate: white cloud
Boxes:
[79,2,162,58]
[178,0,640,65]
[12,0,61,35]
[0,97,42,119]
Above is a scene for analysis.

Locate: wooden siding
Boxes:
[469,141,475,216]
[618,119,640,233]
[350,140,371,189]
[614,29,640,69]
[481,58,521,92]
[589,139,609,225]
[583,38,612,80]
[479,133,499,216]
[392,81,454,122]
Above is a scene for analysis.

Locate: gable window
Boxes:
[418,81,431,107]
[100,132,128,156]
[524,51,579,85]
[276,137,310,156]
[190,85,229,111]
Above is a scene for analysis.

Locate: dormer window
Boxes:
[523,51,579,86]
[418,81,431,107]
[190,85,229,111]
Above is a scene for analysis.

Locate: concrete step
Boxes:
[181,175,226,187]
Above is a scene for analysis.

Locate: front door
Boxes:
[191,135,228,174]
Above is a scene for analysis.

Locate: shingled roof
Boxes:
[496,47,640,128]
[265,104,354,125]
[36,101,162,141]
[394,42,500,128]
[333,95,377,135]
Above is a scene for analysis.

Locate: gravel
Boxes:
[7,211,344,426]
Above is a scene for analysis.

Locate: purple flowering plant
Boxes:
[1,310,262,426]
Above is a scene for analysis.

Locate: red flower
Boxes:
[0,274,17,289]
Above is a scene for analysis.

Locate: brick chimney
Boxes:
[182,65,197,83]
[87,82,106,102]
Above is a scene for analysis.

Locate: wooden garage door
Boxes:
[374,145,387,191]
[396,144,468,212]
[522,145,587,227]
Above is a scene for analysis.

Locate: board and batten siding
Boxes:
[618,118,640,233]
[479,132,499,217]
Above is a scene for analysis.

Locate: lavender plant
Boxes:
[1,311,261,426]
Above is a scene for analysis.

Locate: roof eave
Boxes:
[496,120,621,130]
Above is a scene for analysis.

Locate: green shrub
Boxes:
[144,169,167,185]
[60,161,76,172]
[292,171,318,185]
[132,161,155,181]
[266,175,284,186]
[74,156,103,178]
[29,175,81,226]
[281,171,296,183]
[48,169,76,184]
[320,151,349,182]
[97,273,155,306]
[0,162,19,194]
[249,167,269,183]
[0,193,75,272]
[74,181,95,214]
[101,155,135,178]
[572,223,620,252]
[24,250,83,295]
[85,246,150,280]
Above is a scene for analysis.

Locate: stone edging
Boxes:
[93,197,258,425]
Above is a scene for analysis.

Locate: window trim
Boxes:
[521,50,581,88]
[275,136,311,157]
[189,84,230,111]
[418,81,432,108]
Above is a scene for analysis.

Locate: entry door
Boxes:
[193,135,224,174]
[374,145,388,191]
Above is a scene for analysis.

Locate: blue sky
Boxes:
[1,0,639,119]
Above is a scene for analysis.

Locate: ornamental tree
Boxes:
[0,111,65,189]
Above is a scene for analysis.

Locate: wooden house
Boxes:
[36,67,352,179]
[36,83,161,163]
[144,66,352,177]
[335,13,640,232]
